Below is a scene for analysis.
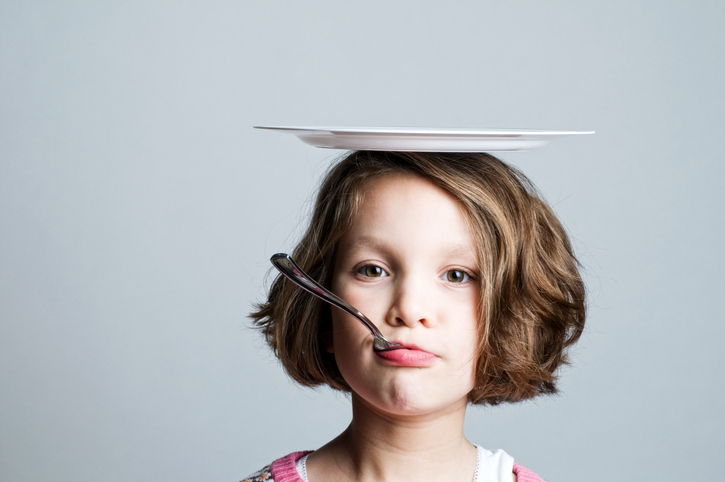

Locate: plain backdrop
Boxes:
[1,1,724,481]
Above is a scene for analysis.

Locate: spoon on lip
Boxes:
[270,253,403,352]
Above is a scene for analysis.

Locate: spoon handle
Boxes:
[270,253,401,351]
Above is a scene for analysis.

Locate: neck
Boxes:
[308,394,476,482]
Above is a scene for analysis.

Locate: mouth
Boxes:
[375,342,437,367]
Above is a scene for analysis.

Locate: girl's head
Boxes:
[251,150,586,405]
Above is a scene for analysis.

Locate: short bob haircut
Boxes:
[251,150,585,405]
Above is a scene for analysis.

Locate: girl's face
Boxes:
[330,174,480,418]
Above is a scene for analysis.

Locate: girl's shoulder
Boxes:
[241,451,312,482]
[512,462,544,482]
[240,464,272,482]
[475,446,543,482]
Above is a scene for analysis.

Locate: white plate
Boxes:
[254,126,594,152]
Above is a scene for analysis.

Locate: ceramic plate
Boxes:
[254,126,594,152]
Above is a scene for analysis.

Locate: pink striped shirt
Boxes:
[241,450,543,482]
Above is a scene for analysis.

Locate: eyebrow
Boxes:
[344,235,478,262]
[344,235,389,253]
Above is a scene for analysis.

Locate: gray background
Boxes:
[1,1,723,481]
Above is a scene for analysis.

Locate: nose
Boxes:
[385,275,435,329]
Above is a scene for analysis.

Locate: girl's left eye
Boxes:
[444,269,471,283]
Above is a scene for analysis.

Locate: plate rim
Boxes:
[254,125,595,137]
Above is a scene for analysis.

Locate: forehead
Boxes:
[357,173,465,220]
[339,174,477,260]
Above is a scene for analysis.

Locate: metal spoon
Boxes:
[270,253,403,352]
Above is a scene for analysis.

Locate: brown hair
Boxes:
[250,150,586,405]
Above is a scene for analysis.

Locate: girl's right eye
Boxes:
[357,265,388,278]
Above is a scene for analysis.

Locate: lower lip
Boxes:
[376,348,437,367]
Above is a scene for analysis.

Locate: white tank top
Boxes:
[295,445,515,482]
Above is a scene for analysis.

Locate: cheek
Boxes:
[328,311,374,390]
[329,309,372,355]
[331,277,390,337]
[451,307,481,379]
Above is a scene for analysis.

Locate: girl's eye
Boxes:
[358,265,388,278]
[445,269,470,283]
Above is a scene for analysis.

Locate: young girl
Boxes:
[245,150,586,482]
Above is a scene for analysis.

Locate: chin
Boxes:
[372,383,468,418]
